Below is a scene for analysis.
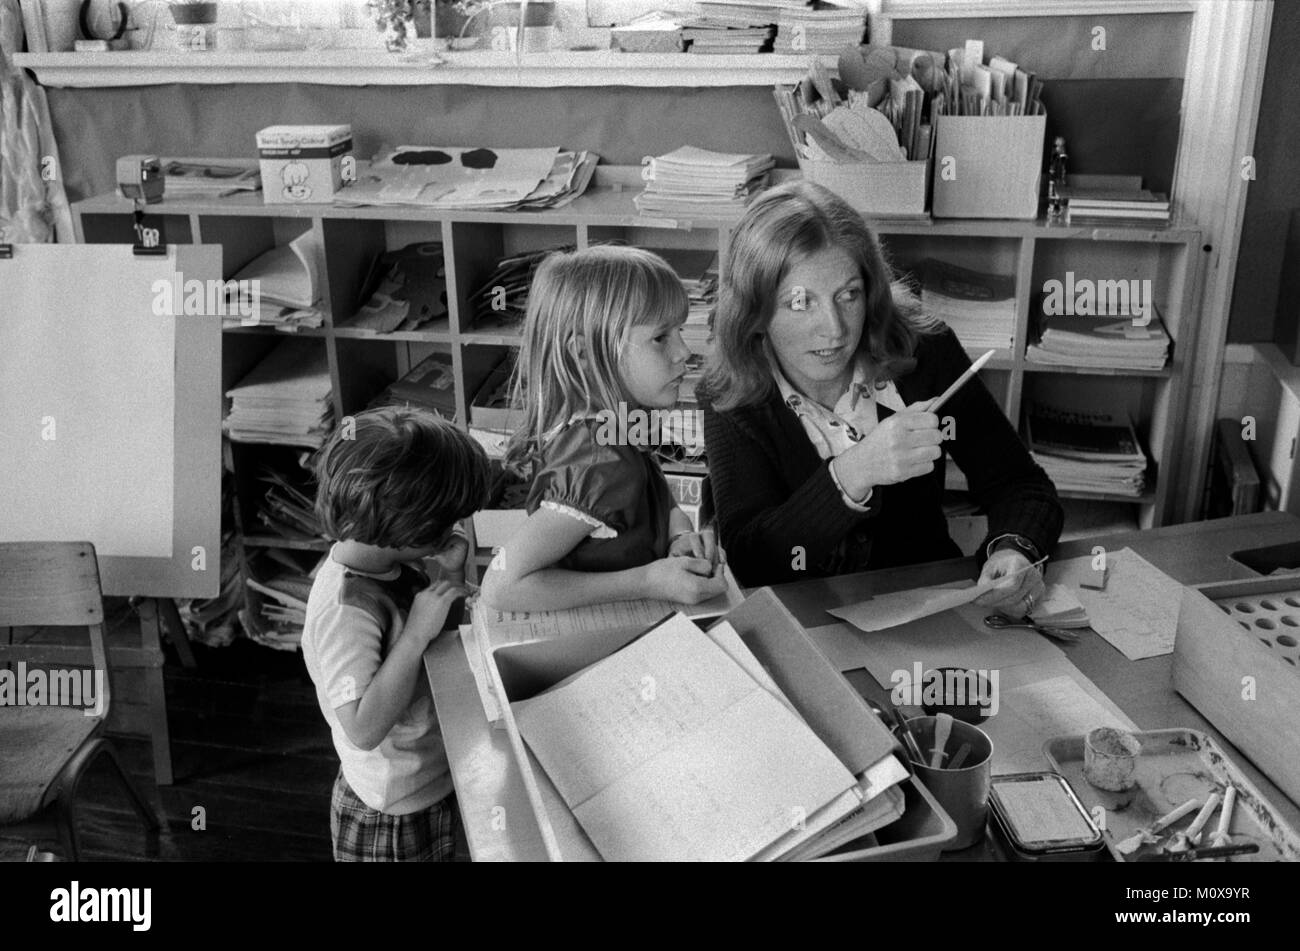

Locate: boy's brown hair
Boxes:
[313,406,491,549]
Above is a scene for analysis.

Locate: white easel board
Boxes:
[0,244,221,598]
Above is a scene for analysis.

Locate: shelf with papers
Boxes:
[72,163,1201,606]
[222,325,330,338]
[13,50,840,90]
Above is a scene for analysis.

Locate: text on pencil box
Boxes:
[1040,272,1154,325]
[151,277,261,320]
[50,882,151,931]
[0,663,105,717]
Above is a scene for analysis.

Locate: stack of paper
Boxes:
[162,158,261,198]
[225,339,333,448]
[511,613,906,861]
[255,469,324,542]
[1025,397,1148,497]
[610,12,683,52]
[1029,583,1089,629]
[1063,188,1171,227]
[774,7,865,53]
[1028,310,1171,371]
[921,259,1016,350]
[682,19,776,53]
[635,146,774,219]
[337,147,596,212]
[694,0,805,28]
[227,230,326,332]
[340,241,448,335]
[373,352,457,419]
[467,245,572,332]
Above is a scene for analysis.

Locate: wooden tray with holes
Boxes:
[1043,729,1300,862]
[1173,575,1300,807]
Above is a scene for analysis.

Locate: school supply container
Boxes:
[931,114,1046,219]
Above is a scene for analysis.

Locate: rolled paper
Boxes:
[1209,785,1237,848]
[1186,792,1222,846]
[1152,798,1201,833]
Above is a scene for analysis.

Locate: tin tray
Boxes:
[1043,728,1300,862]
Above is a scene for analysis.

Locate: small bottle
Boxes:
[1048,136,1068,220]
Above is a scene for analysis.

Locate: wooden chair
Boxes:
[0,542,159,860]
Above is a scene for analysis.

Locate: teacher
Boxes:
[701,181,1062,615]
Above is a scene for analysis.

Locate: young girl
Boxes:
[479,246,727,612]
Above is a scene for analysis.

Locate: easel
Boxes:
[0,243,222,788]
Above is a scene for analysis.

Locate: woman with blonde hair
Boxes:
[702,181,1061,614]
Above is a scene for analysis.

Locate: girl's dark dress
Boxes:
[525,418,674,572]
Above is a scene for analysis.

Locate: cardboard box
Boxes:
[931,115,1046,219]
[1172,575,1300,805]
[487,588,957,861]
[1227,541,1300,580]
[798,158,929,219]
[256,124,352,204]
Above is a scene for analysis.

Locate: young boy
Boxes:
[302,406,491,861]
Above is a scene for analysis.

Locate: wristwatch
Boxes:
[987,533,1041,564]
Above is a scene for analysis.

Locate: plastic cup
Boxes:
[1083,727,1141,791]
[901,715,994,851]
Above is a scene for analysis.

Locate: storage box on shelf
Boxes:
[71,170,1201,598]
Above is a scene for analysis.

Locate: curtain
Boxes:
[1,0,74,243]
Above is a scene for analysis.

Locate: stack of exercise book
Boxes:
[773,6,866,53]
[1028,308,1171,371]
[1063,187,1171,227]
[635,146,774,219]
[224,339,333,449]
[1025,396,1148,498]
[227,230,325,332]
[497,611,909,861]
[682,19,776,53]
[920,259,1016,350]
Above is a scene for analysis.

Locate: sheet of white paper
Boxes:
[806,601,1063,684]
[571,688,858,862]
[0,246,176,557]
[828,579,995,632]
[1049,547,1182,659]
[986,670,1137,774]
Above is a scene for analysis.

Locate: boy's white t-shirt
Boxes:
[301,548,452,815]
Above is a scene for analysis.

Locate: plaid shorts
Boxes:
[330,769,460,862]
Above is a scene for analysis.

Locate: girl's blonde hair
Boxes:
[700,180,941,411]
[504,245,689,472]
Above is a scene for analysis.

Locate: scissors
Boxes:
[984,613,1080,644]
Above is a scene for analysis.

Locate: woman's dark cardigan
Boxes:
[702,325,1064,587]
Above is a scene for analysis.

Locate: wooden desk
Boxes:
[425,511,1300,861]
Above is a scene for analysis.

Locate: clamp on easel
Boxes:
[117,154,167,255]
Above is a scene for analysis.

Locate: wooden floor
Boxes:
[1,606,337,862]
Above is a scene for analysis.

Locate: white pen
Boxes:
[926,348,997,413]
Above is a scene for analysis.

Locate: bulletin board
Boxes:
[0,244,221,598]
